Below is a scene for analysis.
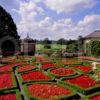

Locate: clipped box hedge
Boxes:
[0,89,21,100]
[82,91,100,100]
[47,67,79,79]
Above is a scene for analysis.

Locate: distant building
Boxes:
[84,30,100,54]
[21,34,36,55]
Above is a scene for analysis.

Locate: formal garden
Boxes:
[0,53,100,100]
[0,3,100,100]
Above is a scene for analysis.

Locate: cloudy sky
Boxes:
[0,0,100,40]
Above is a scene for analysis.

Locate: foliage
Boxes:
[66,43,78,53]
[43,38,52,49]
[57,38,67,45]
[90,41,100,57]
[0,6,19,39]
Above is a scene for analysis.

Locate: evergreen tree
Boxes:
[0,5,20,39]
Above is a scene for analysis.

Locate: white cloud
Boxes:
[16,0,100,40]
[43,0,96,14]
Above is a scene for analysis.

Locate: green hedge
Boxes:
[0,89,21,100]
[82,91,100,100]
[47,67,79,79]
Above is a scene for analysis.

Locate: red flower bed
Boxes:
[0,64,17,72]
[51,68,75,76]
[36,56,49,62]
[90,95,100,100]
[0,73,14,89]
[65,75,97,89]
[74,65,92,73]
[28,84,72,99]
[79,56,97,61]
[42,63,57,69]
[22,71,51,81]
[61,58,81,65]
[18,65,35,72]
[0,93,16,100]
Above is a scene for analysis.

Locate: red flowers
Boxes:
[74,65,92,73]
[61,58,81,65]
[0,73,13,89]
[36,56,49,62]
[28,84,72,99]
[42,63,57,69]
[79,56,97,61]
[18,65,35,72]
[51,68,75,76]
[22,71,51,81]
[65,76,97,89]
[0,93,16,100]
[90,95,100,100]
[0,64,17,72]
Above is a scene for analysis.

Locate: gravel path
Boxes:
[14,69,28,100]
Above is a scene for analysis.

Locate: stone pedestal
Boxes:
[0,48,3,63]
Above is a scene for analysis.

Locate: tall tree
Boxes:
[0,5,20,39]
[0,5,20,56]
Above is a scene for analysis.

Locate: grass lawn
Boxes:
[36,43,66,50]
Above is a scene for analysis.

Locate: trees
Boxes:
[66,43,78,53]
[43,38,52,49]
[57,38,67,45]
[0,6,20,39]
[90,40,100,57]
[0,5,20,56]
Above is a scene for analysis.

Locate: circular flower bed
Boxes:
[0,93,16,100]
[22,71,52,82]
[42,63,58,69]
[18,65,35,72]
[28,83,72,99]
[0,73,14,89]
[50,68,75,77]
[73,65,92,73]
[65,75,97,89]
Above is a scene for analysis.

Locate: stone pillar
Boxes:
[0,48,2,58]
[0,48,2,63]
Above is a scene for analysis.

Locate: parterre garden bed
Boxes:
[0,72,17,91]
[0,56,100,100]
[0,90,21,100]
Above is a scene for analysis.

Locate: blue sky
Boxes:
[0,0,100,40]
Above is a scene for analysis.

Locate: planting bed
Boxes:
[90,95,100,100]
[42,63,58,69]
[0,72,16,90]
[49,67,76,78]
[61,58,81,65]
[24,83,78,100]
[0,93,16,100]
[73,65,92,73]
[0,56,100,100]
[18,65,36,73]
[65,75,97,89]
[0,64,17,72]
[0,90,21,100]
[21,71,52,82]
